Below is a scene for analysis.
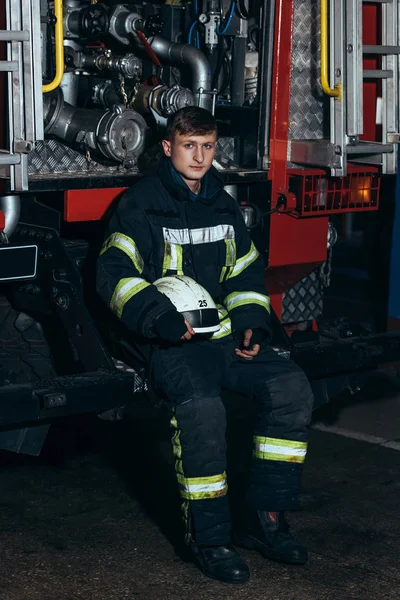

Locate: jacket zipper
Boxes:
[184,201,198,281]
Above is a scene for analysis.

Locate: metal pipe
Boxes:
[0,154,20,165]
[0,195,21,238]
[43,89,147,164]
[320,0,341,100]
[0,30,30,42]
[43,0,65,93]
[148,35,214,112]
[0,61,18,72]
[231,37,246,106]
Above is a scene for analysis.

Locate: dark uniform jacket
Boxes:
[96,158,271,342]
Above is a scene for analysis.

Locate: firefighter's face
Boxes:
[162,131,217,187]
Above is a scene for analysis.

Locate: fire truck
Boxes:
[0,0,399,454]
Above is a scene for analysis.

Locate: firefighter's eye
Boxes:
[204,144,213,149]
[184,144,193,149]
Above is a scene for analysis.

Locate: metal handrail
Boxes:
[320,0,342,101]
[42,0,64,92]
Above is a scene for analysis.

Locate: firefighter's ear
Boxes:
[162,139,172,157]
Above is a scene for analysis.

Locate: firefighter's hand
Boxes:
[154,310,190,343]
[235,328,265,360]
[181,319,196,341]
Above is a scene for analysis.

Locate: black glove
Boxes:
[153,310,188,342]
[241,328,270,350]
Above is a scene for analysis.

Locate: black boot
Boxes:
[192,544,250,584]
[236,511,308,565]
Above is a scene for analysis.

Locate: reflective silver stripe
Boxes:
[225,239,236,265]
[253,436,307,463]
[219,239,237,282]
[169,243,183,273]
[216,304,228,320]
[162,242,183,276]
[211,305,231,340]
[228,242,259,279]
[163,224,234,246]
[180,480,226,494]
[257,443,307,457]
[110,277,150,319]
[163,228,190,245]
[211,317,232,339]
[100,232,144,274]
[225,291,271,312]
[176,472,228,499]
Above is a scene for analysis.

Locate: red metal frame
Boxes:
[0,1,5,196]
[265,0,329,320]
[268,0,295,209]
[291,170,380,217]
[265,2,384,321]
[64,188,127,222]
[362,4,380,142]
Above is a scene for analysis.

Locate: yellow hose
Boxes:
[320,0,342,101]
[42,0,64,93]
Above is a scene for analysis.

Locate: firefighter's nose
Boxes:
[194,147,204,163]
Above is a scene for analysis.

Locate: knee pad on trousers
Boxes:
[255,370,314,431]
[173,396,227,476]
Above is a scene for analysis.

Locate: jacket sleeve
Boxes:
[220,203,272,335]
[96,190,176,338]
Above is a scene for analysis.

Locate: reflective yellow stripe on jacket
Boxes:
[224,291,271,313]
[100,232,144,274]
[227,242,259,279]
[219,239,237,282]
[211,304,232,340]
[110,277,150,318]
[162,242,184,276]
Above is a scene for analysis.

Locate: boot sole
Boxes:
[193,559,250,584]
[199,570,250,584]
[236,535,307,566]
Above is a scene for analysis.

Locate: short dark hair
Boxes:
[165,106,217,140]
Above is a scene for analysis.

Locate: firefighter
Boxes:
[96,106,314,584]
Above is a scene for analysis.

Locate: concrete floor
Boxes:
[313,369,400,449]
[1,228,399,599]
[0,376,399,600]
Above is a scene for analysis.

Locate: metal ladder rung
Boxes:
[0,29,29,41]
[347,142,394,155]
[363,45,400,54]
[0,152,21,165]
[3,0,44,191]
[363,69,393,78]
[342,0,400,175]
[0,61,19,72]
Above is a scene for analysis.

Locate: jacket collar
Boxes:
[158,158,223,204]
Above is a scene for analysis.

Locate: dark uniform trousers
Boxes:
[150,335,314,547]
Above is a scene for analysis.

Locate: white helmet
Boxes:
[153,275,221,334]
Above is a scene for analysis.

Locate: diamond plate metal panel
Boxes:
[282,268,323,323]
[289,0,327,141]
[27,137,238,177]
[28,140,133,176]
[113,358,147,394]
[215,137,237,168]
